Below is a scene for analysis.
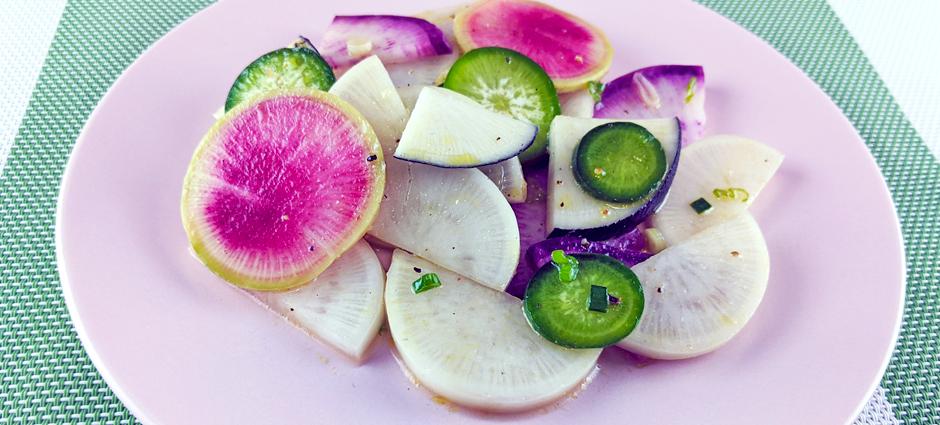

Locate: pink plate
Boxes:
[56,0,905,423]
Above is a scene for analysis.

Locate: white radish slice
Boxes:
[386,54,458,114]
[385,250,601,411]
[480,157,527,203]
[329,55,408,155]
[651,135,784,245]
[329,54,520,291]
[618,213,770,359]
[394,86,538,168]
[251,240,385,362]
[559,90,596,118]
[547,116,680,232]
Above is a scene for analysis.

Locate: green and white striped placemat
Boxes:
[0,0,936,423]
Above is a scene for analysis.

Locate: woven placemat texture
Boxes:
[0,0,936,423]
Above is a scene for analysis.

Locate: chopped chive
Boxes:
[411,273,442,294]
[712,187,750,202]
[684,77,697,104]
[550,249,579,282]
[588,285,609,312]
[690,197,713,215]
[588,80,605,102]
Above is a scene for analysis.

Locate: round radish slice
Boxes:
[454,0,612,92]
[251,240,384,362]
[617,213,770,359]
[181,90,384,291]
[385,249,601,412]
[651,135,784,245]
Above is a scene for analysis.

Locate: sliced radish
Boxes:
[618,213,770,359]
[480,157,527,203]
[319,15,453,69]
[594,65,706,143]
[651,135,783,245]
[328,57,521,291]
[414,4,469,49]
[251,240,384,362]
[506,164,549,298]
[181,91,384,291]
[526,231,652,270]
[559,89,596,118]
[385,54,458,113]
[547,116,680,238]
[454,0,612,92]
[328,55,408,155]
[385,250,601,411]
[394,86,537,168]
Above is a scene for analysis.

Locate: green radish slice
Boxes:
[651,135,784,245]
[454,0,612,92]
[251,240,384,362]
[327,54,521,291]
[225,41,335,111]
[181,90,384,291]
[547,116,679,233]
[480,158,527,203]
[524,254,644,348]
[617,213,770,359]
[573,122,668,203]
[385,249,601,412]
[394,86,537,168]
[443,47,561,162]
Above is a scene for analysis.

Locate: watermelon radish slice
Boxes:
[454,0,613,92]
[594,65,706,144]
[181,90,384,291]
[394,86,537,168]
[319,15,453,69]
[385,249,601,411]
[547,116,680,238]
[251,240,385,362]
[651,135,784,245]
[326,53,521,291]
[618,213,770,359]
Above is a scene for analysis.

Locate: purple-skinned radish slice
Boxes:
[327,53,521,291]
[618,213,769,359]
[394,86,537,168]
[526,229,653,271]
[480,158,527,203]
[454,0,612,92]
[181,90,385,291]
[594,65,706,143]
[251,240,384,362]
[547,116,680,240]
[319,15,453,69]
[506,163,549,298]
[385,249,600,411]
[651,135,784,245]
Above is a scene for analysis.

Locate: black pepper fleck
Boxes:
[413,267,422,273]
[656,287,663,293]
[560,202,565,207]
[366,154,378,162]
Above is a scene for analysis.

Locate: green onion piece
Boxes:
[684,77,697,104]
[412,273,442,294]
[690,197,713,215]
[550,249,580,282]
[712,187,750,202]
[588,80,605,102]
[588,285,609,312]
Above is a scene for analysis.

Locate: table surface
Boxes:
[0,1,937,424]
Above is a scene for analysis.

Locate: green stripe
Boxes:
[1,0,936,422]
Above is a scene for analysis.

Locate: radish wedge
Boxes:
[319,15,453,69]
[651,135,784,245]
[328,55,520,291]
[251,240,384,362]
[385,54,458,113]
[454,0,612,92]
[385,250,601,412]
[480,157,527,203]
[547,116,680,237]
[618,213,770,359]
[394,86,537,168]
[594,65,706,143]
[181,90,384,291]
[560,89,596,118]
